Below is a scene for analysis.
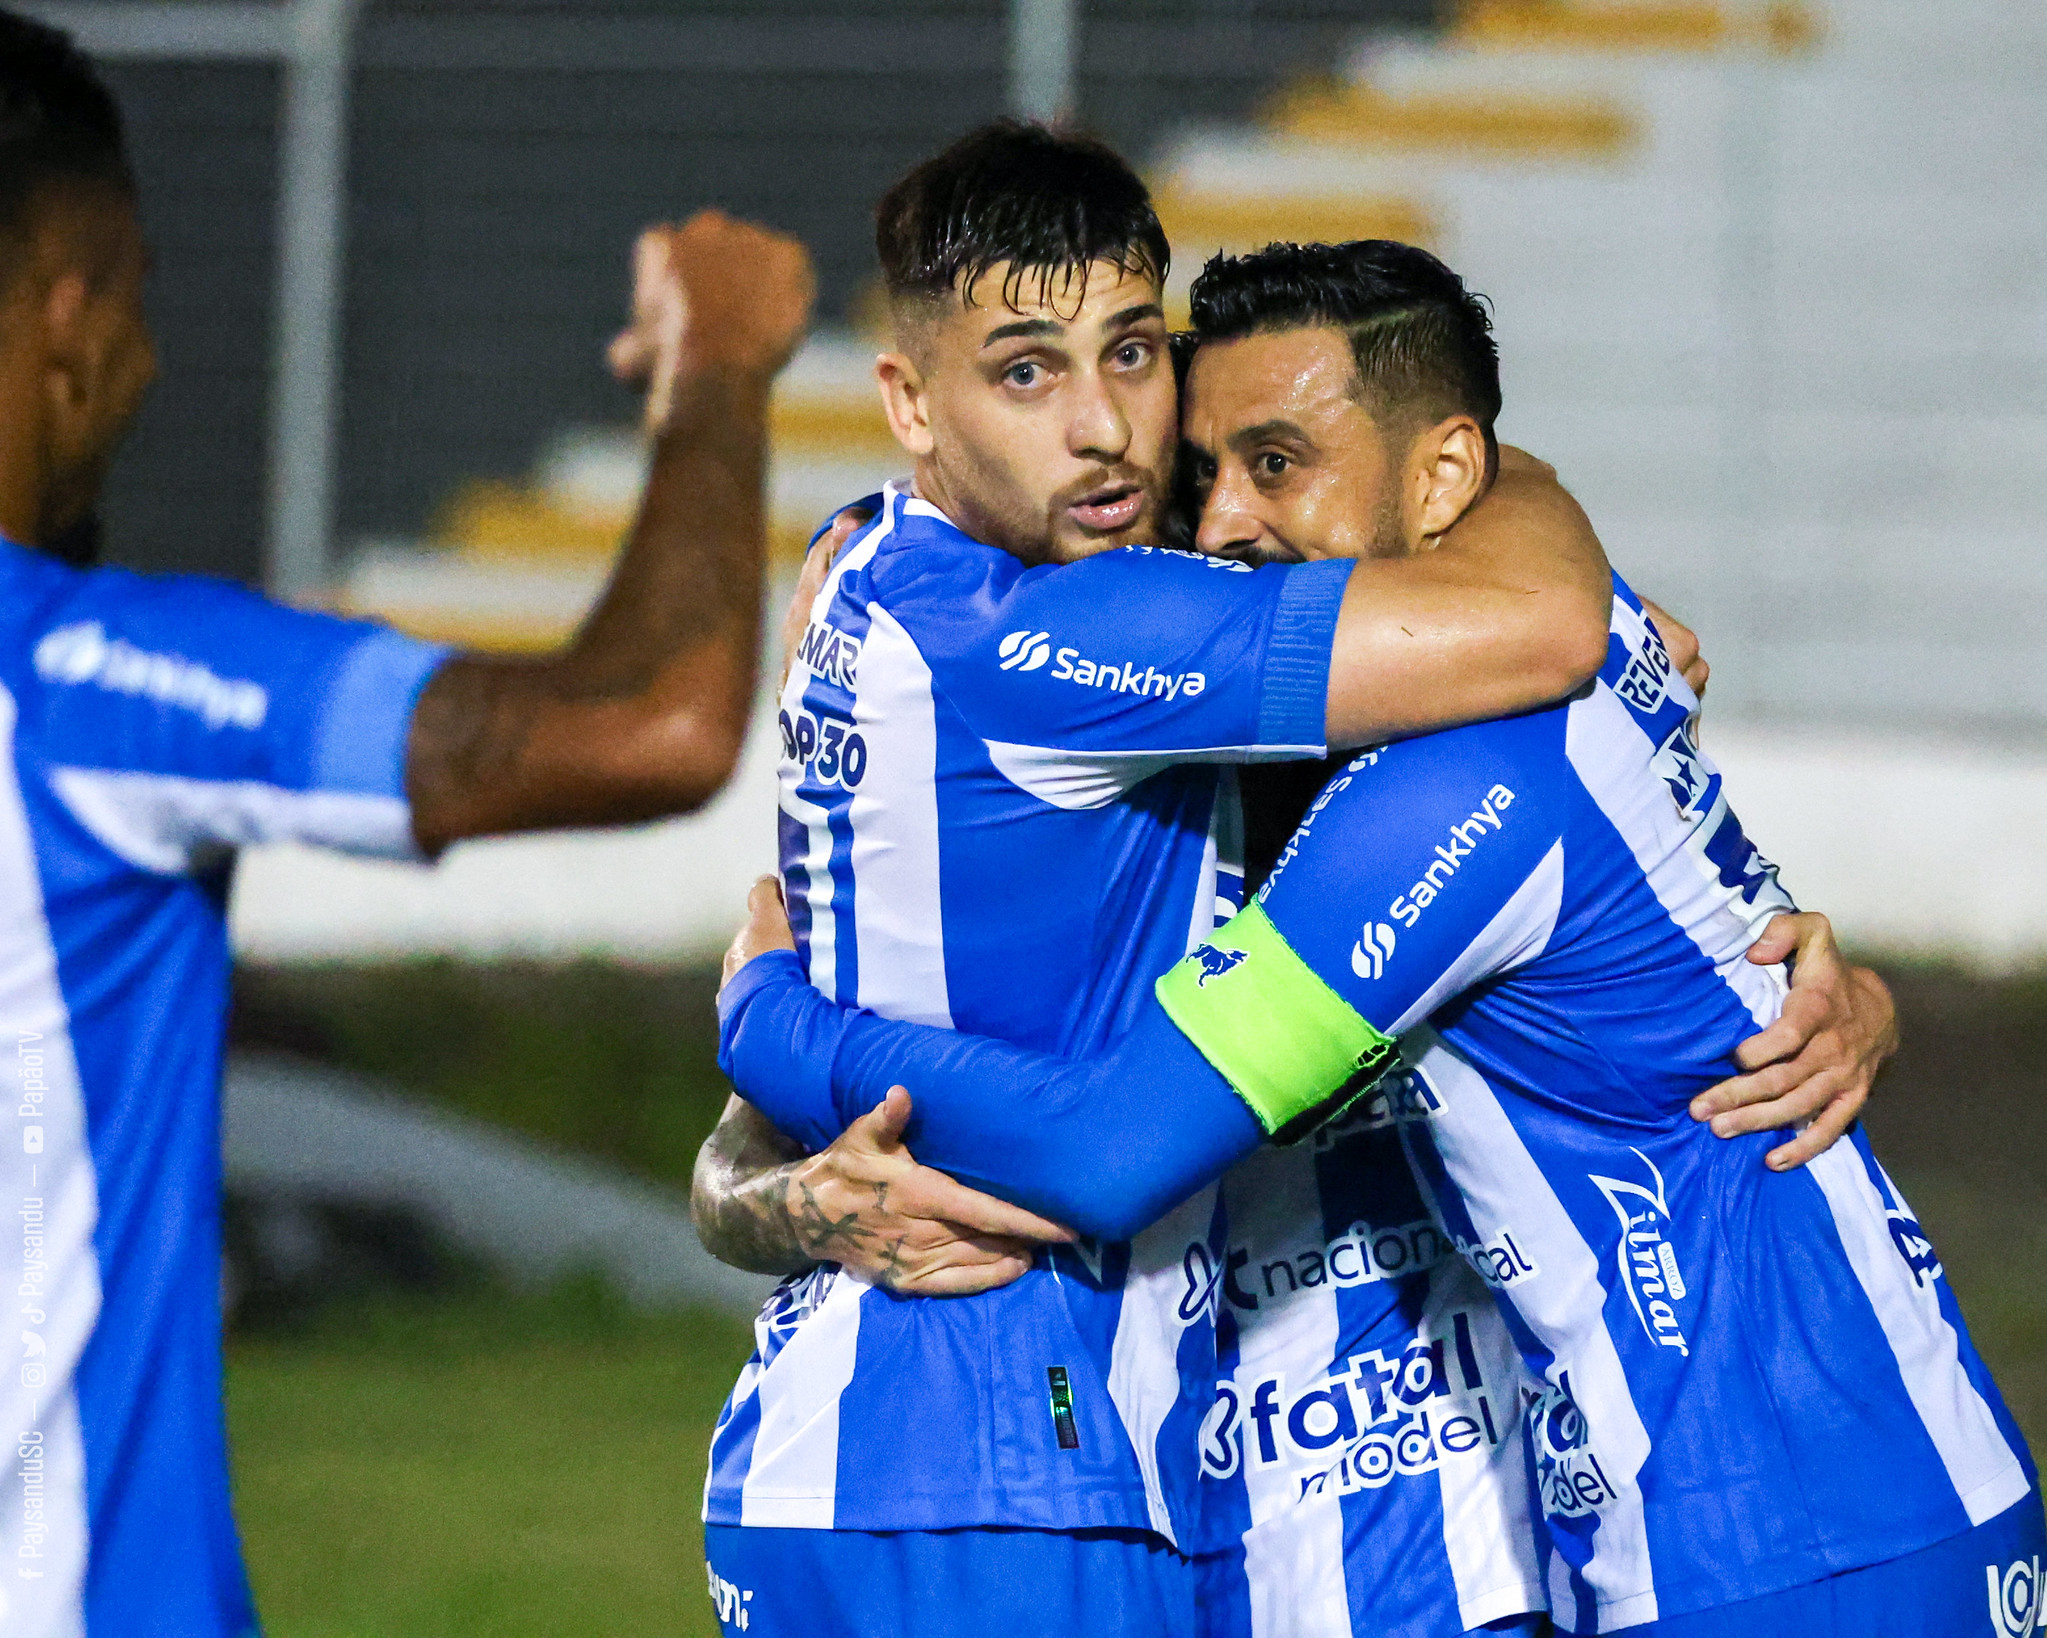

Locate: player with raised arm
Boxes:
[0,15,812,1634]
[719,240,2030,1637]
[694,128,1897,1637]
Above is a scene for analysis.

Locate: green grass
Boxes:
[228,1283,754,1638]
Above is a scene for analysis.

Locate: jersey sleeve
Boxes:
[717,949,1262,1242]
[904,545,1351,811]
[1156,718,1570,1141]
[28,568,449,874]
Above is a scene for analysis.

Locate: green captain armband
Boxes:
[1157,900,1399,1145]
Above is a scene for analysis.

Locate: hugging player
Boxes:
[699,122,1896,1638]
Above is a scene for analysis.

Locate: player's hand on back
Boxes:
[607,209,816,433]
[785,1088,1076,1297]
[1691,911,1899,1171]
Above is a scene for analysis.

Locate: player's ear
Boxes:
[875,349,934,458]
[1409,414,1488,541]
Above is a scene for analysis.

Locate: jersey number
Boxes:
[780,708,868,789]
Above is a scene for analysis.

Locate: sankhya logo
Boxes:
[32,620,267,730]
[998,629,1052,671]
[1989,1555,2040,1638]
[1351,921,1397,980]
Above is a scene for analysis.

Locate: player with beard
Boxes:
[694,129,1893,1637]
[717,241,2018,1638]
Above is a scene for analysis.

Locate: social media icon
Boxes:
[21,1126,40,1154]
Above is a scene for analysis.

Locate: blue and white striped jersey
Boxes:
[0,541,446,1637]
[1196,1111,1545,1638]
[1231,577,2036,1632]
[704,483,1349,1540]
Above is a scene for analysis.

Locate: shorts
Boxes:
[1591,1488,2047,1637]
[703,1522,1197,1637]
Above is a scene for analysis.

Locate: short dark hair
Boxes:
[1189,240,1501,460]
[0,10,131,245]
[876,120,1167,315]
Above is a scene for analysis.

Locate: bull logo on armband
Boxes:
[1192,945,1247,986]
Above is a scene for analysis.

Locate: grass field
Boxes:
[225,957,2047,1635]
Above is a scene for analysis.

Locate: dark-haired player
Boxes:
[0,12,812,1632]
[694,125,1893,1636]
[721,239,2034,1638]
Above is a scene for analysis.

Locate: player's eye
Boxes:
[1003,360,1043,389]
[1111,340,1150,370]
[1188,454,1216,493]
[1255,452,1290,480]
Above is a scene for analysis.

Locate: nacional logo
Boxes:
[1351,921,1397,981]
[997,628,1052,671]
[707,1565,755,1631]
[1191,944,1246,986]
[1989,1555,2041,1638]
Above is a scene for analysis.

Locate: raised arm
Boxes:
[1323,448,1614,747]
[406,211,815,853]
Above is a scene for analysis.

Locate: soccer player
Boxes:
[0,16,813,1634]
[693,125,1892,1637]
[719,240,2036,1637]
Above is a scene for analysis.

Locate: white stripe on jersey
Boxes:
[0,686,94,1638]
[1111,1187,1224,1538]
[846,602,951,1028]
[1805,1146,2028,1524]
[737,1273,865,1528]
[49,765,414,873]
[786,785,839,1000]
[1563,684,1789,1028]
[1424,1260,1549,1629]
[1407,1027,1662,1631]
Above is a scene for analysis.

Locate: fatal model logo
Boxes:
[1531,1372,1621,1518]
[997,628,1053,671]
[1989,1554,2040,1638]
[1589,1149,1691,1358]
[1192,944,1247,986]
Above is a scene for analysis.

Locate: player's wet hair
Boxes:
[1189,240,1501,470]
[876,120,1168,319]
[0,11,132,286]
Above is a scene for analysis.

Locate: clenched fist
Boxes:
[607,209,816,432]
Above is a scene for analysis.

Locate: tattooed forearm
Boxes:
[691,1099,814,1277]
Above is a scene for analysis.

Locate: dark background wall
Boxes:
[97,0,1434,584]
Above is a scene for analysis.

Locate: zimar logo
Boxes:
[33,620,267,730]
[1590,1149,1691,1358]
[1200,1310,1509,1493]
[997,629,1209,699]
[1385,783,1516,931]
[1989,1555,2040,1638]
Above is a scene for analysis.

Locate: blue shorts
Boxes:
[1592,1489,2047,1638]
[703,1523,1197,1637]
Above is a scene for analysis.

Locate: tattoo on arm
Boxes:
[690,1098,813,1277]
